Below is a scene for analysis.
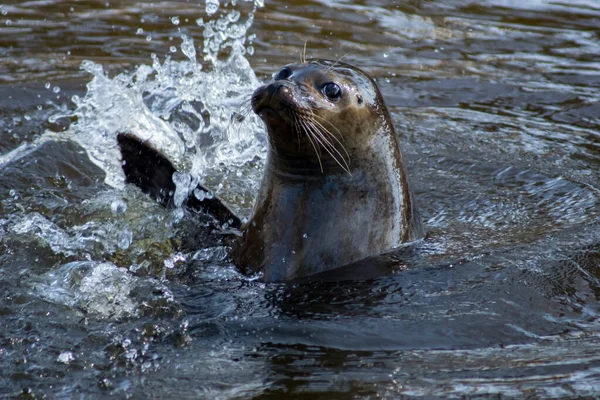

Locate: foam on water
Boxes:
[32,261,141,319]
[9,212,133,256]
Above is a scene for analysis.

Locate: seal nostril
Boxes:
[275,67,293,81]
[270,82,285,94]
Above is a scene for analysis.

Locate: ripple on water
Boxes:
[1,0,600,398]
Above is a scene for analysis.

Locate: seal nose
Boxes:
[270,81,283,92]
[269,81,291,96]
[266,82,295,107]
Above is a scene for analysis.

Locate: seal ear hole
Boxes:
[357,94,363,105]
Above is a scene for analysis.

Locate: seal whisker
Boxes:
[314,133,351,174]
[302,110,351,168]
[307,110,344,142]
[292,115,303,152]
[303,118,343,161]
[305,113,350,164]
[300,118,320,156]
[228,95,254,132]
[326,54,349,73]
[300,119,324,173]
[303,118,351,174]
[303,40,308,64]
[235,103,253,121]
[302,117,349,174]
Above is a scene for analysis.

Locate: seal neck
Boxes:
[267,150,353,179]
[265,121,398,180]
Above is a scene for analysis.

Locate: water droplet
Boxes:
[171,16,180,25]
[383,52,389,58]
[117,226,133,250]
[1,9,7,16]
[173,207,184,221]
[110,199,127,214]
[57,351,74,364]
[169,46,177,53]
[146,35,152,42]
[44,82,51,89]
[136,27,143,35]
[52,86,61,93]
[180,34,196,61]
[302,233,308,239]
[5,19,11,26]
[206,0,220,16]
[228,10,240,22]
[164,253,186,269]
[193,188,206,201]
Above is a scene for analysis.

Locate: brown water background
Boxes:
[1,0,600,398]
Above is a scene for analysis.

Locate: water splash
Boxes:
[5,1,269,319]
[9,212,134,256]
[53,0,266,214]
[30,259,182,320]
[32,261,141,319]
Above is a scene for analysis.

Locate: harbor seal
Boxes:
[118,59,424,281]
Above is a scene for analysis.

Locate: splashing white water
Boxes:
[10,212,134,256]
[0,1,268,312]
[54,0,266,214]
[33,261,140,319]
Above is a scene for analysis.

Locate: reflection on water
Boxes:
[1,0,600,398]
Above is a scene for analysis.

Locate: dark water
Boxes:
[2,0,600,398]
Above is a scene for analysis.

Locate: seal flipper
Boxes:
[116,133,241,229]
[117,133,177,207]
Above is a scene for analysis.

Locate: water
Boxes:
[1,0,600,397]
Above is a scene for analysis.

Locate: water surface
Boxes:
[1,0,600,398]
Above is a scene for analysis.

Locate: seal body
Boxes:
[118,59,423,282]
[232,60,423,281]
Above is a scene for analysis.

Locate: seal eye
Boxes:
[322,83,342,100]
[275,67,293,81]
